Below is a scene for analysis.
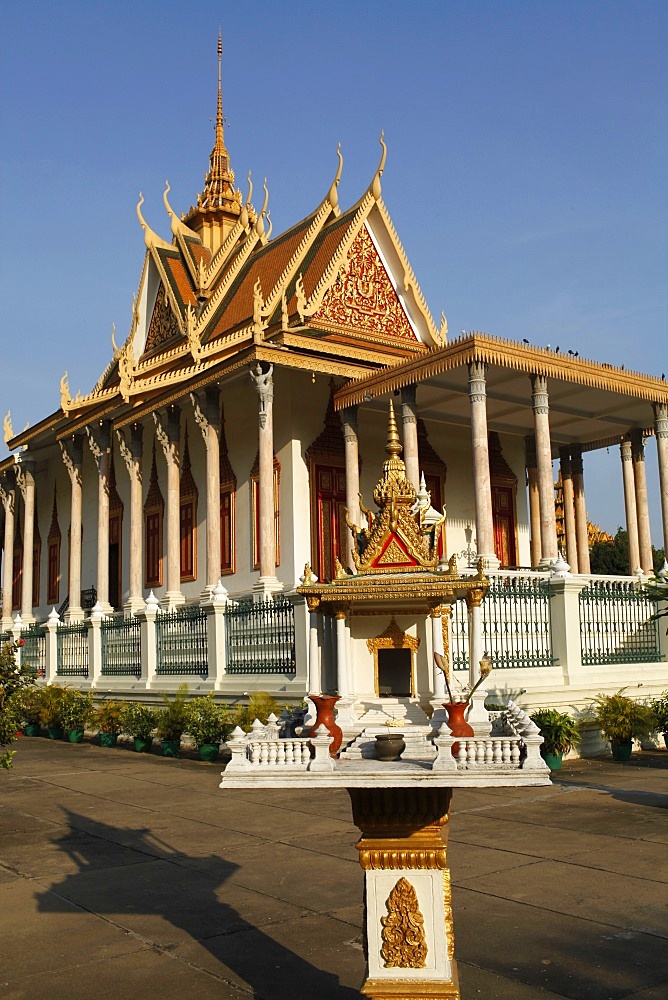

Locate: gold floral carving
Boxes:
[381,877,428,969]
[144,284,182,353]
[443,869,454,961]
[367,619,420,657]
[312,226,417,343]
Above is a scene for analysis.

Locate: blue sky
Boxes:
[1,0,666,540]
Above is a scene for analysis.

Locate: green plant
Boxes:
[231,691,280,733]
[10,685,44,727]
[648,691,668,734]
[120,702,157,740]
[156,684,190,741]
[1,637,37,767]
[39,685,66,729]
[591,689,655,744]
[92,699,126,735]
[530,708,581,756]
[60,689,94,731]
[186,695,231,747]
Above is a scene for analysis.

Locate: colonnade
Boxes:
[340,365,668,574]
[0,363,281,630]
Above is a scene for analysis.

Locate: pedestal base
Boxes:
[349,787,460,1000]
[252,576,284,600]
[161,590,185,611]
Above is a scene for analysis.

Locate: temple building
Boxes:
[1,40,666,712]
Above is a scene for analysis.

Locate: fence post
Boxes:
[139,591,159,689]
[89,603,103,688]
[288,594,309,693]
[549,576,587,683]
[45,608,59,683]
[207,581,228,691]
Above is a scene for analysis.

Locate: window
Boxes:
[179,427,198,582]
[47,489,61,606]
[144,443,164,588]
[220,486,235,574]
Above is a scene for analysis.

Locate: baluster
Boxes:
[510,740,521,766]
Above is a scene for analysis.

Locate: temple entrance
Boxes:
[109,512,122,610]
[377,648,412,697]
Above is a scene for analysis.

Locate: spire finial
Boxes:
[386,399,402,458]
[216,30,224,151]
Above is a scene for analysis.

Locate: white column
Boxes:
[154,406,184,609]
[117,424,144,614]
[400,385,420,490]
[191,387,221,595]
[250,363,281,596]
[208,582,228,691]
[468,361,498,569]
[60,436,84,622]
[530,374,558,567]
[15,457,36,624]
[308,610,321,695]
[631,429,653,573]
[571,446,590,574]
[559,447,578,572]
[341,406,361,571]
[334,607,357,728]
[139,591,159,689]
[86,422,112,613]
[0,475,16,629]
[653,403,668,559]
[89,603,104,688]
[45,607,59,682]
[620,437,641,574]
[467,593,483,688]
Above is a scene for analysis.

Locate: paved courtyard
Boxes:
[0,737,666,1000]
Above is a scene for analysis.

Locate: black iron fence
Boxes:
[101,614,141,676]
[155,604,208,675]
[20,623,46,677]
[226,596,296,674]
[57,622,89,677]
[579,580,662,665]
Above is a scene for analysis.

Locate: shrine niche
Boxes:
[311,225,419,346]
[367,619,420,698]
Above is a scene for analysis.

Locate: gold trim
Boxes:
[381,877,428,969]
[368,619,420,699]
[361,978,459,999]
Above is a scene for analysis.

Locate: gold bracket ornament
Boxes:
[3,411,13,445]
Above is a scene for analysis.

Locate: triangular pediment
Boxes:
[310,225,419,347]
[144,282,183,354]
[371,532,421,570]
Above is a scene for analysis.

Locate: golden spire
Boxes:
[385,398,403,458]
[184,33,242,249]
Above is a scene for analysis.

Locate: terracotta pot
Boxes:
[375,733,406,762]
[443,701,474,756]
[308,694,343,758]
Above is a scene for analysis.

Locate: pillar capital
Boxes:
[341,405,358,441]
[117,425,143,481]
[530,373,549,414]
[250,362,274,429]
[153,407,180,463]
[630,427,645,460]
[14,455,35,499]
[653,402,668,438]
[0,473,15,513]
[190,387,221,441]
[468,360,487,401]
[620,436,633,462]
[400,384,417,423]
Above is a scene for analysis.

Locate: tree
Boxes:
[589,528,665,576]
[0,639,34,770]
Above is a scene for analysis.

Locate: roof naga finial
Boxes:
[328,143,343,211]
[371,130,387,201]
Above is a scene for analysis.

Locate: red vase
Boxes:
[309,695,343,758]
[443,701,474,756]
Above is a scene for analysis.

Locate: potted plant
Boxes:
[186,694,231,762]
[230,691,280,733]
[60,688,93,743]
[120,702,157,753]
[591,689,655,761]
[92,699,125,748]
[39,685,66,739]
[649,690,668,749]
[529,708,581,770]
[11,686,44,736]
[156,684,189,757]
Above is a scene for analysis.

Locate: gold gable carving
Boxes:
[312,226,418,343]
[367,619,420,656]
[380,877,428,969]
[376,536,415,567]
[145,284,182,353]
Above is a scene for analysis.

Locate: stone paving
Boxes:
[0,737,666,1000]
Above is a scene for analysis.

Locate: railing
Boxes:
[57,622,89,677]
[451,574,553,670]
[155,604,208,676]
[57,586,97,619]
[579,580,662,665]
[225,596,296,675]
[20,623,46,677]
[101,614,141,676]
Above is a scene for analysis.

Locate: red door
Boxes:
[314,464,348,582]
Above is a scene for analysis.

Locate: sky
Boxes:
[1,0,666,542]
